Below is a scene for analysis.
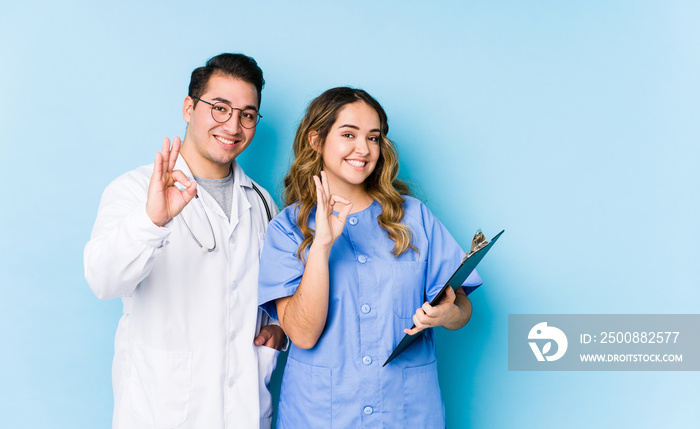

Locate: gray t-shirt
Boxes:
[194,170,233,222]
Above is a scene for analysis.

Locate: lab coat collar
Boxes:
[230,161,252,231]
[173,155,252,231]
[231,160,254,189]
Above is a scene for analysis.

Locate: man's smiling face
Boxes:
[181,73,259,178]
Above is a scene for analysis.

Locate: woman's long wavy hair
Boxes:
[283,87,416,262]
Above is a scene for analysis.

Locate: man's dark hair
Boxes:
[188,53,265,107]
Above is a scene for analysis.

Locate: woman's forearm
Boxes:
[275,241,333,349]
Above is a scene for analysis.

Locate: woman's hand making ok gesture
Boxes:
[312,171,353,248]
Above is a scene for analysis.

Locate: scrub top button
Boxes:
[361,304,371,314]
[362,355,372,365]
[358,255,367,263]
[363,406,373,415]
[349,217,358,225]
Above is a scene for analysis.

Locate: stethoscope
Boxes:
[179,183,273,253]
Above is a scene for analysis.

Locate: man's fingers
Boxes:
[161,138,171,171]
[254,330,271,346]
[160,140,170,180]
[161,137,170,154]
[183,181,198,201]
[172,170,197,202]
[152,152,163,181]
[255,325,285,349]
[171,170,193,188]
[168,137,181,172]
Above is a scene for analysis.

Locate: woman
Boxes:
[258,87,482,427]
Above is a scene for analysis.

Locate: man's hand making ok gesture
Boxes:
[146,137,198,227]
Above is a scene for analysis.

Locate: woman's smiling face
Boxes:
[315,101,381,196]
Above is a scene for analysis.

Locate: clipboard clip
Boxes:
[466,229,489,259]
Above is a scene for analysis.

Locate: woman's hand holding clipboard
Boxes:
[383,229,505,366]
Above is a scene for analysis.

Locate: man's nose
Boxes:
[222,111,242,134]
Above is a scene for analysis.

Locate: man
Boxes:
[84,53,285,429]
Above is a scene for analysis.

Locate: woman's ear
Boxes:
[308,131,320,152]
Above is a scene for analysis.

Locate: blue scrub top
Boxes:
[259,196,482,428]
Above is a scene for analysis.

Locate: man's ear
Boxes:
[308,131,320,152]
[183,96,194,123]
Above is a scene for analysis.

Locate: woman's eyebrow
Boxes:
[338,124,380,133]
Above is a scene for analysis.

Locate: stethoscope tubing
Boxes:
[179,183,272,253]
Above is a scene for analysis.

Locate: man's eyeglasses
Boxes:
[193,97,262,129]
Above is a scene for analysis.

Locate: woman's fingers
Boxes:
[313,175,326,207]
[314,173,353,234]
[335,198,354,224]
[328,194,351,206]
[443,286,456,304]
[404,309,429,335]
[320,171,331,199]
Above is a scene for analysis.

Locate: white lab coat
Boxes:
[85,157,280,429]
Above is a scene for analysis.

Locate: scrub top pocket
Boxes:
[391,261,427,318]
[402,360,445,427]
[278,356,332,428]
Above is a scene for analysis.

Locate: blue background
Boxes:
[1,1,698,428]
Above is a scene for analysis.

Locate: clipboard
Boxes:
[383,229,504,366]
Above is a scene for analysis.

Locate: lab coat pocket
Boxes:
[128,342,192,428]
[402,360,445,428]
[278,356,332,427]
[256,345,280,420]
[392,261,427,318]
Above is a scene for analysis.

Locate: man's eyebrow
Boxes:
[211,97,258,111]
